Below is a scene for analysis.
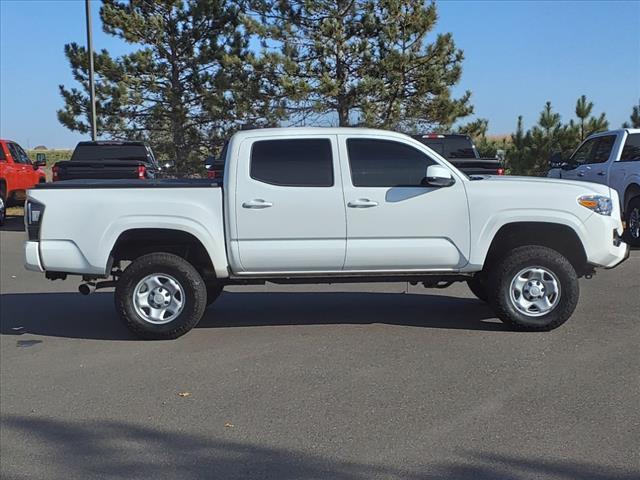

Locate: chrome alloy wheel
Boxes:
[133,274,185,324]
[0,196,5,223]
[509,266,561,317]
[629,207,640,240]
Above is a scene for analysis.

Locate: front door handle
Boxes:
[577,172,585,177]
[597,171,606,176]
[348,199,379,208]
[242,199,273,209]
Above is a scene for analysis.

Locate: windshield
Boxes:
[417,137,479,159]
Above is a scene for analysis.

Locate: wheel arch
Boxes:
[482,222,588,276]
[110,228,222,280]
[623,183,640,213]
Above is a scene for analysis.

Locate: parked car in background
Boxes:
[0,139,46,225]
[548,129,640,246]
[52,141,172,182]
[25,128,628,339]
[412,134,504,176]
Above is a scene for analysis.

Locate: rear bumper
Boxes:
[24,241,43,272]
[24,239,103,275]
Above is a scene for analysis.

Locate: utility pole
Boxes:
[85,0,97,141]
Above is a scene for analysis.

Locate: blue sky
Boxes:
[1,0,639,149]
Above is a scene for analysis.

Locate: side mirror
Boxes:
[204,155,215,169]
[424,165,455,187]
[549,152,564,169]
[34,153,46,168]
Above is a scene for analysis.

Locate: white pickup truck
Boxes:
[548,128,640,246]
[24,128,629,339]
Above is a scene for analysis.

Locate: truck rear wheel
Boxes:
[115,252,207,339]
[206,283,224,306]
[487,246,579,331]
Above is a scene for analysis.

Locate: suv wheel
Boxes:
[115,252,207,339]
[625,197,640,247]
[488,246,579,331]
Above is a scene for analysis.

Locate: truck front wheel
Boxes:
[466,275,488,302]
[115,252,207,339]
[487,246,579,331]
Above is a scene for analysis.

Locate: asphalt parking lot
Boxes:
[1,213,639,480]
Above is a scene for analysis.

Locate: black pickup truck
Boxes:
[412,134,504,176]
[53,141,165,181]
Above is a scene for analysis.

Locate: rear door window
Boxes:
[250,139,333,187]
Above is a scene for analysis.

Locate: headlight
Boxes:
[25,200,45,241]
[577,195,612,216]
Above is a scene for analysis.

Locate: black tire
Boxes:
[0,182,6,226]
[115,252,207,340]
[487,245,579,331]
[206,283,224,306]
[466,275,488,302]
[624,197,640,248]
[0,193,5,226]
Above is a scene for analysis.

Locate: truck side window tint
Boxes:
[347,139,436,187]
[0,145,5,161]
[587,135,616,164]
[250,139,333,187]
[570,138,597,165]
[7,143,24,164]
[15,144,32,165]
[620,134,640,162]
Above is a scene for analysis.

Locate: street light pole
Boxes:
[85,0,97,141]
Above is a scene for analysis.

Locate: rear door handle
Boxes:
[242,199,273,209]
[597,171,606,176]
[348,199,378,208]
[577,172,585,177]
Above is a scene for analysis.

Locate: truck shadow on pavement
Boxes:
[0,215,25,232]
[0,291,506,341]
[1,415,637,480]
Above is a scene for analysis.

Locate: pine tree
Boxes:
[258,0,472,129]
[58,0,285,173]
[622,100,640,128]
[575,94,593,140]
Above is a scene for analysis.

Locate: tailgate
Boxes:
[56,161,143,180]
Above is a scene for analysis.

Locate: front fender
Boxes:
[467,209,590,269]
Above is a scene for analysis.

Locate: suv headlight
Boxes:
[25,200,45,241]
[578,195,612,216]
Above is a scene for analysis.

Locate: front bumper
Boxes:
[583,214,629,269]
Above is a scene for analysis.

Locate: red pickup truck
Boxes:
[0,139,46,225]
